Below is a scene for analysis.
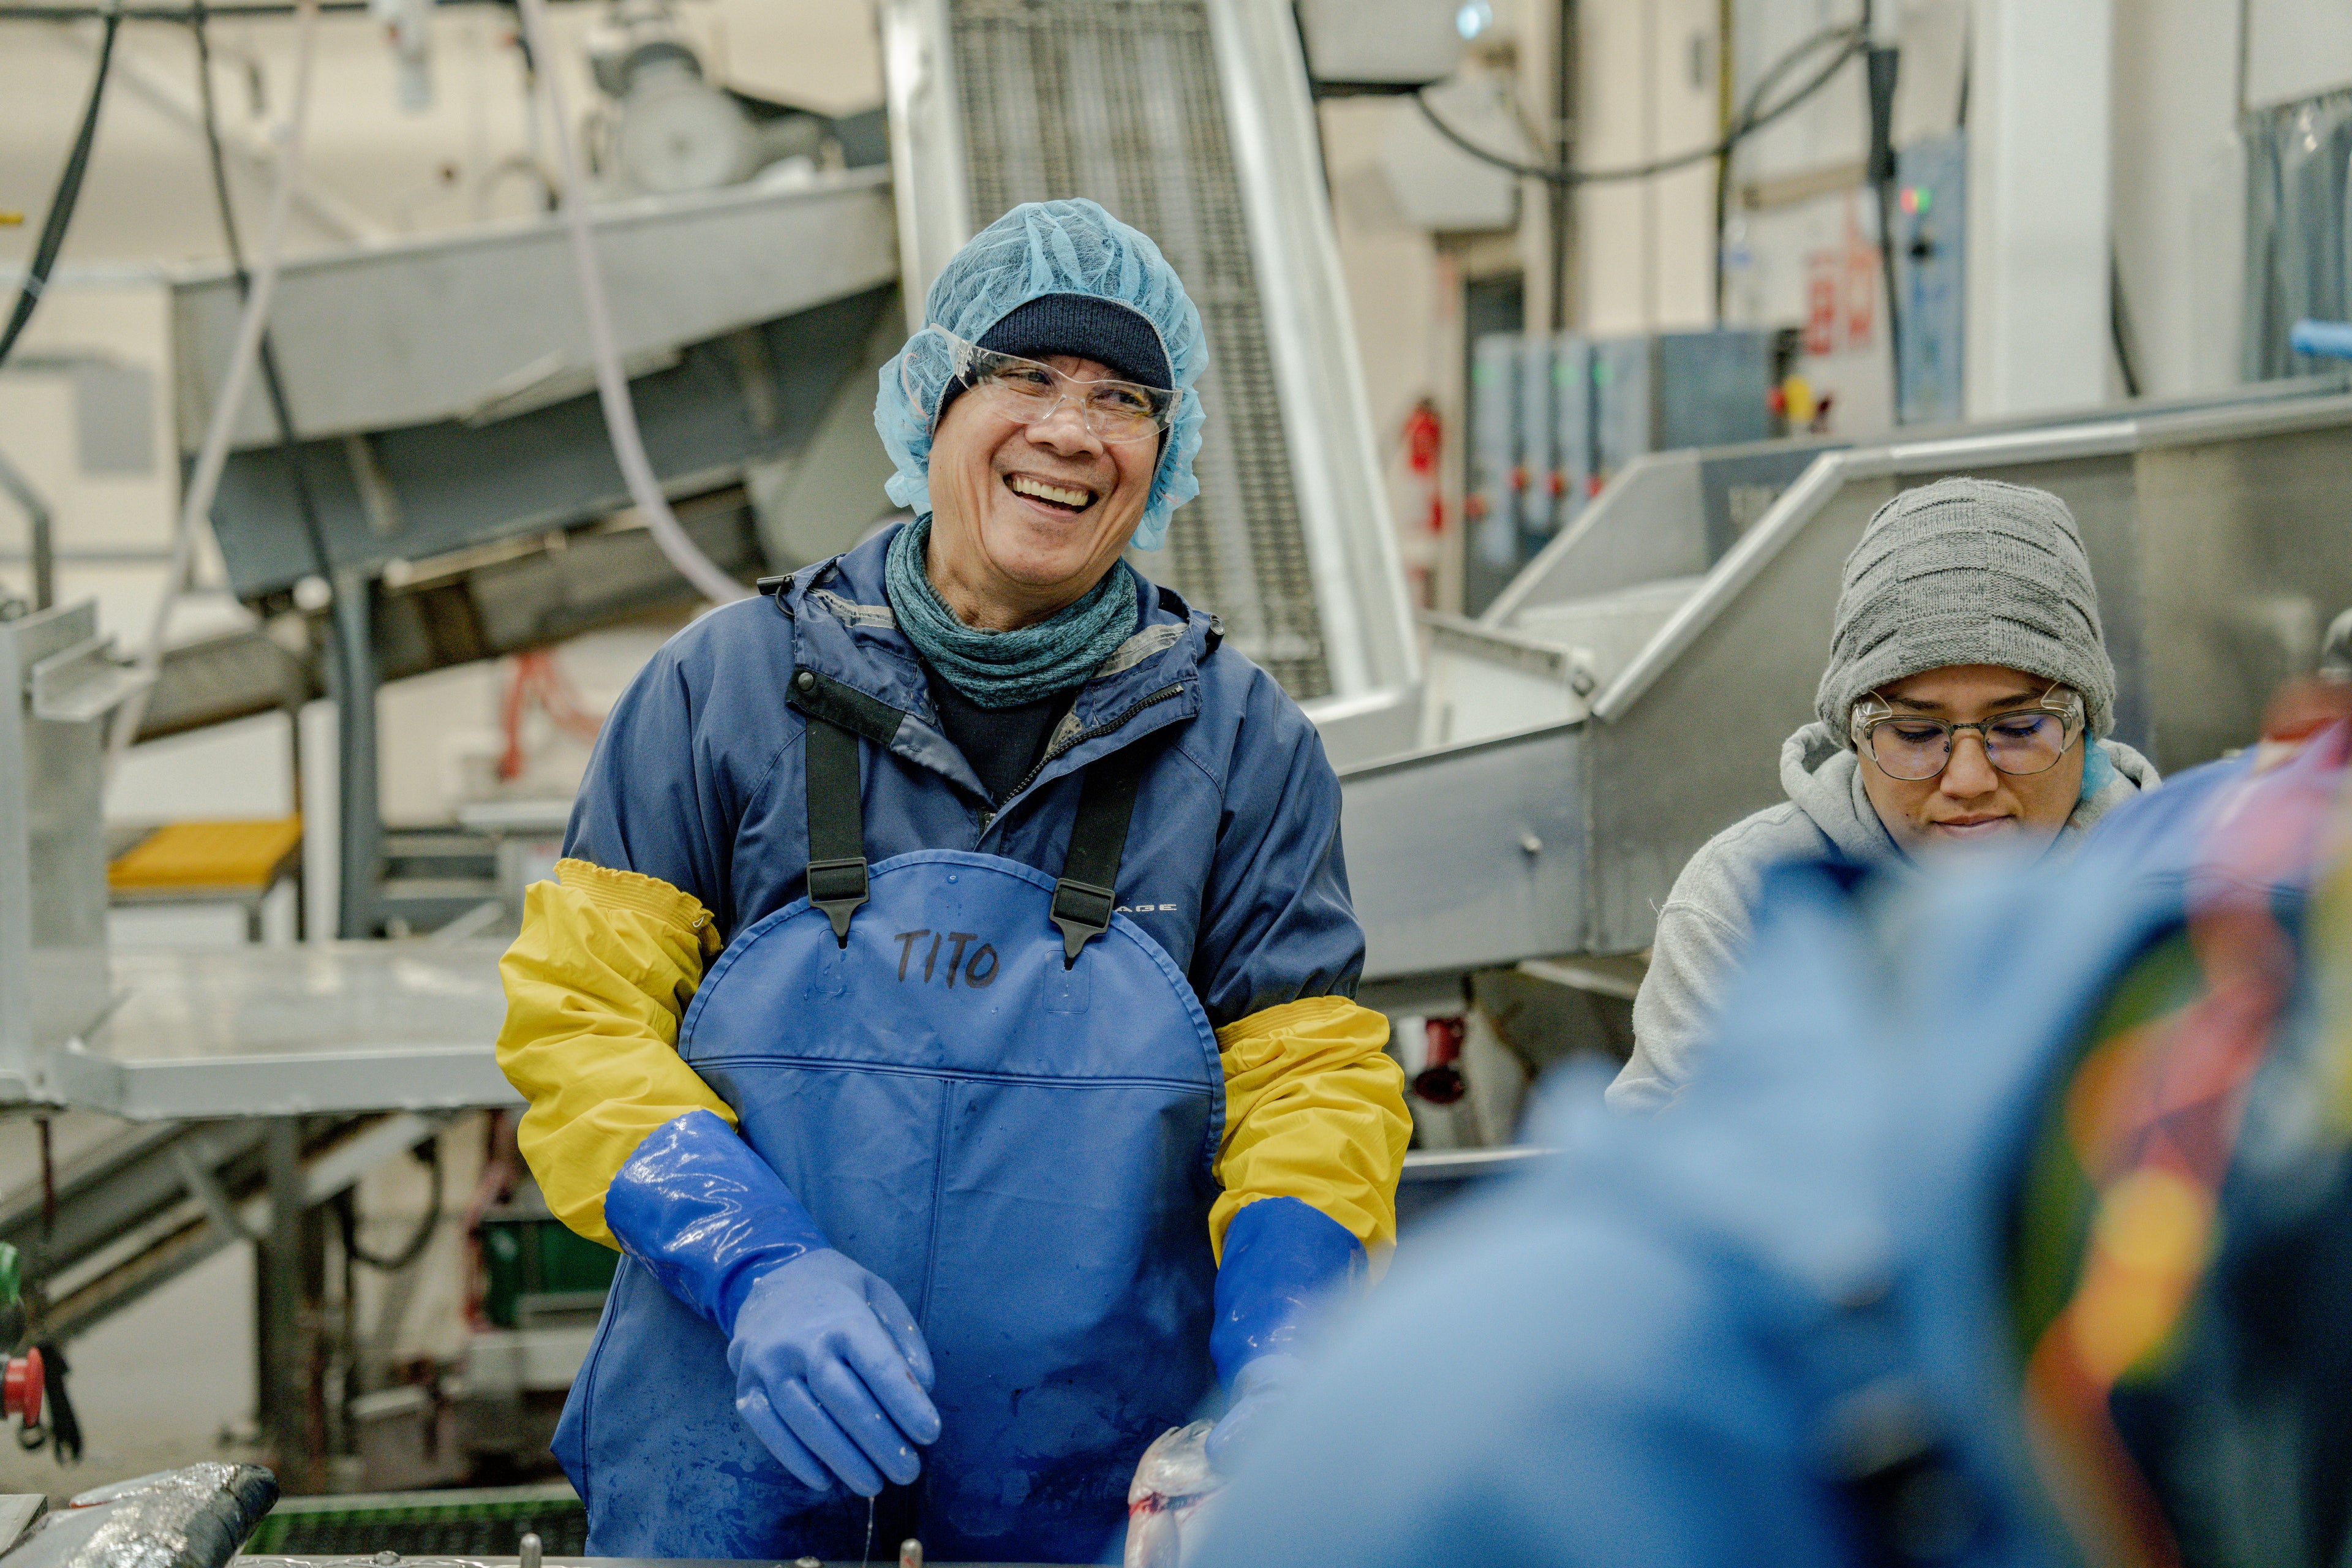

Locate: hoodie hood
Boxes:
[1778,721,2160,867]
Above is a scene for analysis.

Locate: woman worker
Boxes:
[495,198,1410,1562]
[1608,477,2158,1112]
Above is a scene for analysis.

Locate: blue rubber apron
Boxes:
[556,692,1225,1565]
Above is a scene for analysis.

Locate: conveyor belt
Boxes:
[949,0,1329,696]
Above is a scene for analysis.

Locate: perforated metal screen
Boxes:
[951,0,1331,698]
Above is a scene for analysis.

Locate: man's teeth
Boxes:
[1009,475,1093,509]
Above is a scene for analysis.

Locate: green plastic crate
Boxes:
[478,1216,617,1329]
[246,1481,586,1556]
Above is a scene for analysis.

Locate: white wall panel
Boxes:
[1964,0,2113,418]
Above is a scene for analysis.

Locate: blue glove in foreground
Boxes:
[729,1249,939,1494]
[1204,1197,1363,1474]
[604,1110,940,1495]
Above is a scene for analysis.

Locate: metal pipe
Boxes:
[328,567,377,939]
[0,448,55,610]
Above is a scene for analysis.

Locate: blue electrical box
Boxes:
[1469,333,1521,572]
[1516,336,1556,545]
[1552,333,1593,529]
[1589,329,1773,484]
[1893,132,1966,424]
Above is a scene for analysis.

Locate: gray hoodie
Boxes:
[1606,722,2159,1113]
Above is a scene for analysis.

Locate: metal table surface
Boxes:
[233,1561,1064,1567]
[51,943,519,1120]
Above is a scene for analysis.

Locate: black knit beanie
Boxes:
[932,293,1174,429]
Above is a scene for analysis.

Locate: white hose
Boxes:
[511,0,748,606]
[108,0,322,776]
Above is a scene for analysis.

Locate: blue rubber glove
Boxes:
[1203,1197,1363,1474]
[728,1250,940,1494]
[605,1110,941,1495]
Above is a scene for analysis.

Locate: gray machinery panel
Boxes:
[169,170,897,450]
[1481,439,1841,626]
[1589,335,1651,482]
[881,0,1419,720]
[208,288,895,601]
[0,603,138,1096]
[1652,328,1774,451]
[58,944,521,1120]
[1515,333,1556,546]
[1341,720,1587,984]
[1551,333,1593,530]
[1348,384,2352,982]
[1469,333,1520,579]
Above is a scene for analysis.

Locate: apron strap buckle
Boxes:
[1050,878,1117,967]
[807,855,870,947]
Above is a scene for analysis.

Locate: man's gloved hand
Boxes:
[601,1112,944,1496]
[729,1248,942,1496]
[1202,1351,1303,1473]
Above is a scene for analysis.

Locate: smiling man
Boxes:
[1608,477,2158,1112]
[494,198,1407,1563]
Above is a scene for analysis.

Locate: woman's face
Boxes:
[1855,663,2088,858]
[924,354,1158,630]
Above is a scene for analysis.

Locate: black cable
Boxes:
[334,1139,444,1272]
[189,0,336,583]
[0,2,121,372]
[1864,41,1902,421]
[2110,249,2143,398]
[1415,18,1863,187]
[1714,21,1872,315]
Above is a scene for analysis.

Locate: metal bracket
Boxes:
[26,636,153,724]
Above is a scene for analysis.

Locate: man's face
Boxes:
[1855,663,2088,858]
[925,354,1157,624]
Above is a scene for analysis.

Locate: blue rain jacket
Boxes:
[1192,827,2343,1568]
[557,525,1362,1030]
[548,524,1363,1561]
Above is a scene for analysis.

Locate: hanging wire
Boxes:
[1414,17,1865,187]
[0,0,124,371]
[335,1137,445,1273]
[108,0,322,773]
[510,0,751,605]
[190,0,336,583]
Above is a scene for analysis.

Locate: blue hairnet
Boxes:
[874,198,1208,551]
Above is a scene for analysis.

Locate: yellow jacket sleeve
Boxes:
[1209,995,1412,1264]
[496,857,735,1247]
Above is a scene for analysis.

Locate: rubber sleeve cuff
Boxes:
[603,1109,829,1335]
[1208,1195,1363,1387]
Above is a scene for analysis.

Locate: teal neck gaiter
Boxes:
[884,516,1140,709]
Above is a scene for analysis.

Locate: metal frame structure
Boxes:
[1348,380,2352,1005]
[878,0,1420,761]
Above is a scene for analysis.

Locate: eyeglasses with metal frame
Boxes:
[924,329,1183,446]
[1848,683,2087,781]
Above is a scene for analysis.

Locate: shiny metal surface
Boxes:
[0,605,126,1101]
[170,172,897,450]
[1346,380,2352,978]
[53,944,518,1120]
[1342,719,1586,985]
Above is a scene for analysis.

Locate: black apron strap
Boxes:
[802,715,869,947]
[1050,745,1151,967]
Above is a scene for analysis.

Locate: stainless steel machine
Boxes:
[1346,381,2352,1011]
[880,0,1422,761]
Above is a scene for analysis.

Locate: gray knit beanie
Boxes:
[1814,477,2116,741]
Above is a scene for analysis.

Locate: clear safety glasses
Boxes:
[1849,684,2086,781]
[924,329,1182,446]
